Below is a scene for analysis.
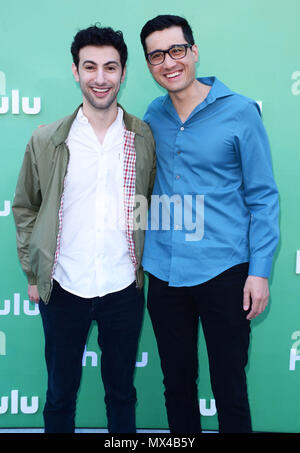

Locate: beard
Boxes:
[80,82,121,111]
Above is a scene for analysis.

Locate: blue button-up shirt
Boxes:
[142,77,279,287]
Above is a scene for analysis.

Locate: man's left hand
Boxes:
[243,276,269,320]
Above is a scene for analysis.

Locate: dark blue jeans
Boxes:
[147,263,252,433]
[39,280,144,433]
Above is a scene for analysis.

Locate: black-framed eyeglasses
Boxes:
[146,44,193,66]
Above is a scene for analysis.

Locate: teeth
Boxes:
[92,87,110,92]
[166,72,181,79]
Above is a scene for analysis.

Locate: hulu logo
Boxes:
[82,346,148,368]
[291,71,300,96]
[0,331,5,355]
[0,294,39,316]
[199,399,216,416]
[0,390,39,415]
[0,71,41,115]
[0,200,10,217]
[289,331,300,370]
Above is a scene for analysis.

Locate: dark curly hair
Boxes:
[71,24,128,71]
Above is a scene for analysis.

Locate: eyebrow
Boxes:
[104,60,120,66]
[82,59,120,66]
[148,44,188,54]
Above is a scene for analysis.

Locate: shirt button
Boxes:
[176,150,181,155]
[180,126,184,131]
[175,175,180,180]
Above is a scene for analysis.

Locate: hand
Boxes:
[28,284,40,303]
[243,276,269,320]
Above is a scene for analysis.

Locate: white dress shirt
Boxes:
[53,107,135,298]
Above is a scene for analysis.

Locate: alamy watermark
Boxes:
[102,193,205,242]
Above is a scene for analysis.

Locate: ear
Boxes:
[71,62,80,82]
[191,44,199,63]
[121,64,127,83]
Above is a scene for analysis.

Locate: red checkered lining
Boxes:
[123,129,137,270]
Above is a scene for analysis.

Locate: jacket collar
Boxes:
[52,104,143,147]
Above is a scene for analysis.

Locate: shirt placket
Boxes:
[95,140,106,294]
[168,123,187,285]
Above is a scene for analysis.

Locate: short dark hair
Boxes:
[140,15,195,57]
[71,24,128,70]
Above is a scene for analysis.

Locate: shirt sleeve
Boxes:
[12,137,42,285]
[234,101,279,278]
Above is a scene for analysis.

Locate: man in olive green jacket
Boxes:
[12,25,155,434]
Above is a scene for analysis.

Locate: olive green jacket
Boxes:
[12,105,156,303]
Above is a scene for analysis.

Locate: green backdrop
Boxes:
[1,0,300,432]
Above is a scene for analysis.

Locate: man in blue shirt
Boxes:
[140,15,279,433]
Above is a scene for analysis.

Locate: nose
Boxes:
[94,68,106,85]
[163,52,177,69]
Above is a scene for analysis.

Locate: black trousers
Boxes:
[147,263,252,433]
[39,280,144,433]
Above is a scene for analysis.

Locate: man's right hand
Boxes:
[28,284,40,303]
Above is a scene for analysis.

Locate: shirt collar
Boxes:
[76,106,89,124]
[75,106,125,147]
[162,76,234,121]
[104,107,124,147]
[75,106,124,127]
[52,103,145,147]
[198,76,233,99]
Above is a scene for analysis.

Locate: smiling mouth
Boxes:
[165,71,182,79]
[91,86,111,96]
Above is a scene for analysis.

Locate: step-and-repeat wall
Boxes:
[1,0,300,432]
